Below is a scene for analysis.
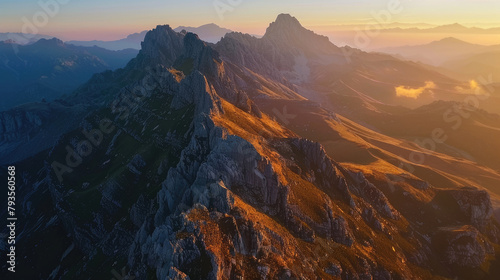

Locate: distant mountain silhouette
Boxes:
[0,32,53,44]
[67,30,148,50]
[442,50,500,83]
[379,37,500,83]
[318,22,436,30]
[67,24,233,51]
[380,37,499,65]
[173,23,233,43]
[381,23,500,34]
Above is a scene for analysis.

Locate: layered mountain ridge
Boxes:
[0,38,138,111]
[1,14,500,280]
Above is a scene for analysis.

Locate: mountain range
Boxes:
[67,23,233,51]
[379,37,500,83]
[0,32,53,44]
[379,23,500,34]
[0,38,138,111]
[1,14,500,279]
[380,37,500,65]
[67,31,149,51]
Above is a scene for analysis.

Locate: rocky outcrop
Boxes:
[449,187,493,230]
[175,33,224,77]
[348,170,400,220]
[0,101,90,164]
[216,32,288,77]
[291,138,354,204]
[436,226,491,268]
[0,108,43,142]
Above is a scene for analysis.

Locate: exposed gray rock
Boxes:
[325,262,342,276]
[348,171,400,220]
[438,226,488,268]
[291,138,354,205]
[331,215,354,246]
[139,25,185,67]
[449,187,493,230]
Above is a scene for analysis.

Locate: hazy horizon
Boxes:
[4,21,500,50]
[2,0,500,41]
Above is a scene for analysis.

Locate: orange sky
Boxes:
[2,0,500,44]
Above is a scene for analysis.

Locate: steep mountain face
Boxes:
[216,14,469,111]
[136,25,185,67]
[263,14,341,57]
[0,38,137,111]
[216,14,344,76]
[0,39,142,163]
[2,15,500,280]
[0,101,90,164]
[216,14,500,190]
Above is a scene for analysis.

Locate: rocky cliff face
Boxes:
[216,13,343,78]
[0,102,89,164]
[449,187,494,230]
[139,25,185,67]
[3,16,500,280]
[435,225,491,268]
[0,109,43,142]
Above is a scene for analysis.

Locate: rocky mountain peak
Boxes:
[171,32,223,78]
[139,25,185,67]
[262,13,339,56]
[182,32,207,57]
[270,13,302,29]
[134,26,224,77]
[263,14,306,40]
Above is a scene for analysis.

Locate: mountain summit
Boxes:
[263,13,337,56]
[264,13,303,34]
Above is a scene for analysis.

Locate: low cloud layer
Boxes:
[395,81,436,99]
[455,80,488,95]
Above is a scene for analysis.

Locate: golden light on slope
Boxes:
[211,99,295,185]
